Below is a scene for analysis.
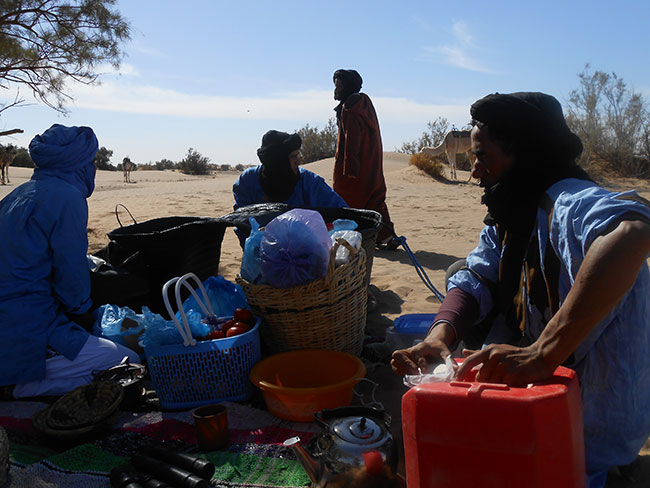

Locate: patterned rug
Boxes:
[0,400,318,487]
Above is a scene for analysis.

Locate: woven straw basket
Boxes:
[236,239,367,356]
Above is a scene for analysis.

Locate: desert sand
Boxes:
[2,154,650,485]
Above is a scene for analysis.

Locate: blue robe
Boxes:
[449,178,650,482]
[233,166,347,210]
[0,124,97,386]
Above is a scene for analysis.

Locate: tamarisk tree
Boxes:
[0,0,130,114]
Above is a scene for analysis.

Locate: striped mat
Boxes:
[0,400,317,487]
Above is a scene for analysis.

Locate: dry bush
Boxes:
[409,152,446,178]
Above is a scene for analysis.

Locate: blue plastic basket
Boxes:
[145,317,261,409]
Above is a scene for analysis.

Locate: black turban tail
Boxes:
[257,130,302,203]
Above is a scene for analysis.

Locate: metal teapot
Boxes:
[284,406,399,488]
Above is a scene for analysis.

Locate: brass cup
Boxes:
[192,404,229,451]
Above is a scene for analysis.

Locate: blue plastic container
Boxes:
[394,313,437,335]
[145,317,261,409]
[386,313,437,350]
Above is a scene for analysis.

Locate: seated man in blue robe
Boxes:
[0,124,139,399]
[392,92,650,487]
[233,130,347,211]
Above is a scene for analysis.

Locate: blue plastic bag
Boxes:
[240,218,264,283]
[331,218,358,233]
[140,306,208,348]
[93,304,144,348]
[260,208,332,288]
[182,275,248,317]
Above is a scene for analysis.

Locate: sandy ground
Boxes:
[2,155,650,485]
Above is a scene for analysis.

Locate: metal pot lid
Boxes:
[93,361,146,388]
[332,416,386,445]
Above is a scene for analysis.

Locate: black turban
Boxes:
[257,130,302,203]
[333,69,363,100]
[470,92,583,163]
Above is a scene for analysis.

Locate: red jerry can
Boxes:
[401,365,586,487]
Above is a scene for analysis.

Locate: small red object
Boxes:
[362,450,384,476]
[204,329,224,340]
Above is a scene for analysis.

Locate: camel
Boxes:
[422,130,474,180]
[122,157,135,183]
[0,145,16,185]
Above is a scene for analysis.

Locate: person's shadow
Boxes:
[376,247,462,273]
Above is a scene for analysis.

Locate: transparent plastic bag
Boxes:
[260,208,332,288]
[330,230,362,267]
[403,355,459,387]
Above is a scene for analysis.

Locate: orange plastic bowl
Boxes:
[249,349,366,422]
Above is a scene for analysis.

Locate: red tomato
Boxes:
[233,308,253,324]
[233,321,251,332]
[226,326,247,337]
[205,329,225,340]
[221,319,237,333]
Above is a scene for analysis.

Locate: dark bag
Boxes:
[90,246,151,312]
[91,206,228,317]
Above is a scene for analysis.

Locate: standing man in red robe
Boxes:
[333,69,399,250]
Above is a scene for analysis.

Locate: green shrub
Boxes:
[178,148,210,175]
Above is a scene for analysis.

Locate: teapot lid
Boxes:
[332,416,386,445]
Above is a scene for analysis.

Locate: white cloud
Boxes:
[452,21,473,46]
[420,19,496,74]
[95,63,140,78]
[63,80,471,128]
[132,43,166,59]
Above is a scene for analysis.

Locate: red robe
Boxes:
[334,93,394,242]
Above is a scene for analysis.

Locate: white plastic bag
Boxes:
[330,230,362,267]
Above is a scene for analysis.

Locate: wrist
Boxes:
[426,320,457,349]
[532,336,565,374]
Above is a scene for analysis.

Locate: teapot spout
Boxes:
[284,436,322,485]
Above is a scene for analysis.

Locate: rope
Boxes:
[392,235,446,303]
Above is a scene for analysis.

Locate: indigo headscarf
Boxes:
[257,130,302,203]
[29,124,99,198]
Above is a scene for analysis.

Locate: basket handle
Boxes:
[325,237,359,278]
[162,277,195,347]
[115,203,137,228]
[174,273,215,346]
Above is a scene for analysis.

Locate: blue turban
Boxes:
[29,124,98,170]
[29,124,99,198]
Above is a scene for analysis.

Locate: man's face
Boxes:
[334,78,345,101]
[288,149,302,174]
[470,125,515,188]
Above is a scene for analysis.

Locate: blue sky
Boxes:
[1,0,649,167]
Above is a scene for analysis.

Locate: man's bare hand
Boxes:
[391,339,451,376]
[456,343,555,386]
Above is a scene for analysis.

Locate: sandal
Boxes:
[376,237,400,251]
